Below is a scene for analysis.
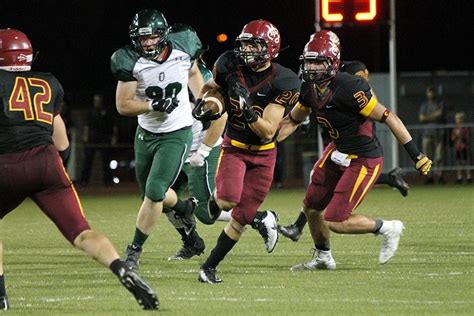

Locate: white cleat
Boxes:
[378,220,405,264]
[291,249,336,271]
[252,210,279,253]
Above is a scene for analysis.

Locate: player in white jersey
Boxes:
[110,9,205,270]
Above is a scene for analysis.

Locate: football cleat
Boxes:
[388,168,409,197]
[168,232,205,261]
[277,223,303,242]
[378,220,405,264]
[198,267,223,284]
[290,249,336,271]
[125,244,142,270]
[251,210,279,253]
[0,296,9,310]
[117,266,159,310]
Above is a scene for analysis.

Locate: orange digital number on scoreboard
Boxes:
[321,0,379,24]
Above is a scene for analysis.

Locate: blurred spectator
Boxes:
[451,111,471,184]
[419,86,445,184]
[79,93,118,186]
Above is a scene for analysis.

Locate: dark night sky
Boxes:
[1,0,473,99]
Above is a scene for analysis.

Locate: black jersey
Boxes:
[0,70,63,154]
[299,72,383,157]
[215,51,300,145]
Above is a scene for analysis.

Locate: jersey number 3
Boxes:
[8,77,53,124]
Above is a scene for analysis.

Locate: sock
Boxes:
[315,241,331,252]
[376,173,391,185]
[373,219,384,234]
[0,275,6,297]
[201,230,237,270]
[171,199,188,216]
[132,228,148,248]
[294,211,308,230]
[109,259,125,277]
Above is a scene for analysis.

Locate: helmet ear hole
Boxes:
[0,28,33,72]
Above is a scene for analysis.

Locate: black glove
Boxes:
[192,98,223,121]
[150,98,179,114]
[234,82,258,123]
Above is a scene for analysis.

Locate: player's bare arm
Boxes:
[247,103,285,142]
[188,61,205,101]
[368,102,412,144]
[115,80,151,116]
[277,104,310,142]
[198,78,221,99]
[203,113,228,147]
[52,114,69,151]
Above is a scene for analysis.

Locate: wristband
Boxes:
[243,109,259,124]
[403,140,421,161]
[197,143,212,158]
[59,145,71,166]
[148,100,154,111]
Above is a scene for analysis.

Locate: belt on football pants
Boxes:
[230,139,276,151]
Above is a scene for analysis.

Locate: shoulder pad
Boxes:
[169,25,203,60]
[110,46,139,82]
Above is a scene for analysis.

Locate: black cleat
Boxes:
[198,267,223,284]
[168,233,205,261]
[277,223,303,242]
[0,296,9,310]
[124,244,142,270]
[118,267,159,310]
[388,168,409,197]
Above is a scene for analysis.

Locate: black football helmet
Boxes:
[129,9,169,60]
[300,37,340,84]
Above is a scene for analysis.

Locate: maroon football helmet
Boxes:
[0,29,33,71]
[234,19,281,67]
[310,30,341,51]
[300,37,341,84]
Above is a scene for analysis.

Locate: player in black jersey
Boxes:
[278,31,432,270]
[193,20,300,283]
[0,29,158,310]
[279,58,409,242]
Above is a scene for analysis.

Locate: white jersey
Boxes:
[133,50,193,133]
[111,26,202,134]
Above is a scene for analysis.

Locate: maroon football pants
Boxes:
[0,145,90,243]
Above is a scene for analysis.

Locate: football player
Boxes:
[278,40,409,242]
[193,20,301,283]
[166,40,228,260]
[277,31,432,270]
[0,29,158,310]
[111,10,205,269]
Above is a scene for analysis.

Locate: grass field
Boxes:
[1,185,473,315]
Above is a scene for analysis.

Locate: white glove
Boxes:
[189,143,212,167]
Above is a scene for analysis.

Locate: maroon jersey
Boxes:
[299,72,383,157]
[214,51,300,145]
[0,69,63,154]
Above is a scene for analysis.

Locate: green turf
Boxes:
[1,185,473,315]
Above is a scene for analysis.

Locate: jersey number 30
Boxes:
[8,77,53,125]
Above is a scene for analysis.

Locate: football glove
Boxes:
[189,144,212,167]
[192,98,223,121]
[415,154,432,175]
[150,98,179,114]
[234,83,258,123]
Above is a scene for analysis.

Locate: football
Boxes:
[202,89,225,115]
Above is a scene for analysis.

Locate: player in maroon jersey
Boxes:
[0,29,158,310]
[193,20,301,283]
[277,32,432,270]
